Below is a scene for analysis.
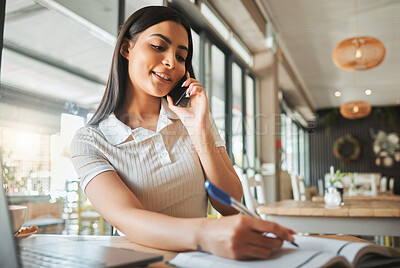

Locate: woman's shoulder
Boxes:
[72,125,105,142]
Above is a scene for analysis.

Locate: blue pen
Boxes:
[205,180,299,248]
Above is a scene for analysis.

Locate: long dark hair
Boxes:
[88,6,194,126]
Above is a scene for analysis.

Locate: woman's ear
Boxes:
[120,38,131,60]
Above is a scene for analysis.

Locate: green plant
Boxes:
[328,170,348,188]
[0,147,16,191]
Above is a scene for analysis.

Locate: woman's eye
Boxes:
[176,55,186,62]
[151,44,165,51]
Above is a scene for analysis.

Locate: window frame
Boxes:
[170,1,258,164]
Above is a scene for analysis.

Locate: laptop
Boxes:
[0,185,163,267]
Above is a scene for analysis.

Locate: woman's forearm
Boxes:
[86,173,207,251]
[188,127,243,214]
[107,207,296,261]
[111,207,207,251]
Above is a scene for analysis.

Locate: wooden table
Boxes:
[311,192,400,202]
[257,200,400,236]
[26,234,372,267]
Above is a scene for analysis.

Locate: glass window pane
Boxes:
[210,45,226,140]
[292,123,299,175]
[204,40,211,97]
[191,30,200,79]
[245,75,255,167]
[2,1,117,235]
[280,113,287,171]
[299,128,305,178]
[1,128,51,195]
[304,132,310,185]
[232,62,243,166]
[285,116,293,173]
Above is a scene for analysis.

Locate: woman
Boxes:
[70,6,295,260]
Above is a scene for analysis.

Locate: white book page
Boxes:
[285,235,349,252]
[339,242,381,265]
[288,235,371,264]
[168,236,369,268]
[168,249,340,268]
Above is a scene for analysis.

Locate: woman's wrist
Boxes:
[195,218,210,252]
[188,128,217,155]
[184,118,208,137]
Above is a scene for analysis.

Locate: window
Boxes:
[209,44,226,139]
[0,128,51,195]
[299,128,305,178]
[169,1,258,167]
[280,110,310,183]
[191,30,200,78]
[0,0,150,235]
[285,116,293,173]
[231,62,243,166]
[280,114,287,171]
[245,75,256,167]
[291,123,299,175]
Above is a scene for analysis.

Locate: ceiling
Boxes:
[2,0,114,109]
[262,0,400,109]
[213,0,400,113]
[2,0,399,114]
[1,0,160,110]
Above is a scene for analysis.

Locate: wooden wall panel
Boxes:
[309,107,400,194]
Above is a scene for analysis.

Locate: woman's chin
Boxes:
[151,92,169,99]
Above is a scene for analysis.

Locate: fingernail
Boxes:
[181,81,187,87]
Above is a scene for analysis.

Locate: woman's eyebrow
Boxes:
[150,33,188,51]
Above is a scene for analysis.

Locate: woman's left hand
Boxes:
[166,77,209,133]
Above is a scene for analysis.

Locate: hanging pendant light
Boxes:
[333,36,385,71]
[340,100,371,119]
[332,0,385,71]
[337,0,376,119]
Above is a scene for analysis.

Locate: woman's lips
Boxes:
[152,71,172,84]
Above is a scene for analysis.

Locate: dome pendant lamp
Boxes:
[340,100,371,119]
[332,0,385,71]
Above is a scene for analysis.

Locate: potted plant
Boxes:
[328,170,346,204]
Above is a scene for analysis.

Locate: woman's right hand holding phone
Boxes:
[198,215,296,260]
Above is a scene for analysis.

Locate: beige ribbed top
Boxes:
[70,99,225,218]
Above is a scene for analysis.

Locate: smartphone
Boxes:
[167,75,191,107]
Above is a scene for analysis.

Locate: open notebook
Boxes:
[168,235,400,268]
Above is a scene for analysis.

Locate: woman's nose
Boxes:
[162,54,176,69]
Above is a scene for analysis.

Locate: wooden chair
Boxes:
[66,181,107,235]
[76,183,106,235]
[290,174,312,201]
[207,201,222,219]
[290,174,307,201]
[317,178,324,195]
[236,167,267,216]
[389,177,395,192]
